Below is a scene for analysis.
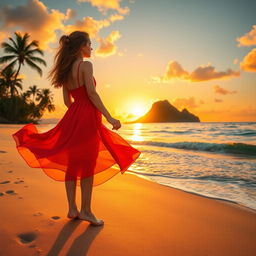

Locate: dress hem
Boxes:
[12,133,141,187]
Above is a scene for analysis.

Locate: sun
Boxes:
[130,103,148,117]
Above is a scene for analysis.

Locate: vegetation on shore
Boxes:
[0,32,55,124]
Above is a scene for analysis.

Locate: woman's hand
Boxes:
[107,116,121,130]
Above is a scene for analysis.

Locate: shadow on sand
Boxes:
[47,219,104,256]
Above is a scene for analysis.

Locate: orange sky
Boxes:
[0,0,255,122]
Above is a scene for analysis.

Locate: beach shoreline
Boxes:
[127,170,256,214]
[1,126,256,255]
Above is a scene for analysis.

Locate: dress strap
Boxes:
[77,61,83,87]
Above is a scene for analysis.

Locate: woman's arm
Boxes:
[81,61,112,121]
[62,85,73,108]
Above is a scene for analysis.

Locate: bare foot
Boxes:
[78,212,104,226]
[67,208,79,219]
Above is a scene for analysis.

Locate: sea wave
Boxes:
[152,129,256,137]
[129,171,256,186]
[130,140,256,156]
[153,130,192,134]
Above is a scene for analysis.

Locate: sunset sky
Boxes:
[0,0,255,122]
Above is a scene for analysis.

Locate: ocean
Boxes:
[114,122,256,211]
[25,122,256,211]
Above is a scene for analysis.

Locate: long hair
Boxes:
[47,31,90,88]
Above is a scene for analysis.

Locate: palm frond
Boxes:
[26,48,44,56]
[22,33,31,50]
[0,55,17,65]
[27,56,47,66]
[0,42,17,54]
[24,40,40,52]
[15,83,23,90]
[47,104,55,112]
[14,32,23,51]
[1,60,17,73]
[24,59,43,76]
[8,37,19,50]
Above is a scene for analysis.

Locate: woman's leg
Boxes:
[65,179,79,216]
[80,175,93,214]
[78,175,104,225]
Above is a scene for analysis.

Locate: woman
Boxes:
[12,31,141,226]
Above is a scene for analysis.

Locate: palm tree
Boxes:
[36,88,55,117]
[27,85,40,103]
[0,66,23,97]
[0,70,9,97]
[0,32,47,90]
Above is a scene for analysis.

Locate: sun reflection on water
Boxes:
[130,123,144,142]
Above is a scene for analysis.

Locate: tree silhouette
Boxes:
[27,85,40,103]
[0,32,55,124]
[36,88,55,114]
[0,32,47,89]
[0,66,23,97]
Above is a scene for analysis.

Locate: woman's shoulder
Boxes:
[81,60,93,67]
[81,60,93,73]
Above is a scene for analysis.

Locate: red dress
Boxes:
[12,61,141,186]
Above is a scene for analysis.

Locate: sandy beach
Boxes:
[0,125,256,256]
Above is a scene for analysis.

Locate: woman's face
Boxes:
[81,39,92,58]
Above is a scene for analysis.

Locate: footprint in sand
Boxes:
[17,232,37,244]
[5,190,17,195]
[33,212,43,217]
[0,180,10,184]
[51,216,61,220]
[28,243,43,254]
[14,180,24,184]
[7,170,13,173]
[0,150,7,153]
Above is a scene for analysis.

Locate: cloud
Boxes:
[64,16,111,39]
[172,97,203,110]
[236,26,256,72]
[0,0,126,51]
[236,25,256,47]
[0,0,66,50]
[95,30,121,57]
[214,85,237,95]
[78,0,130,15]
[17,73,26,79]
[163,61,189,81]
[190,65,240,82]
[63,12,126,38]
[0,31,7,43]
[214,98,223,103]
[65,8,77,20]
[152,61,240,83]
[240,48,256,72]
[108,13,125,22]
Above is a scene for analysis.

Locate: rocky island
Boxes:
[125,100,200,123]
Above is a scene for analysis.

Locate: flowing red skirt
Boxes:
[12,85,141,187]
